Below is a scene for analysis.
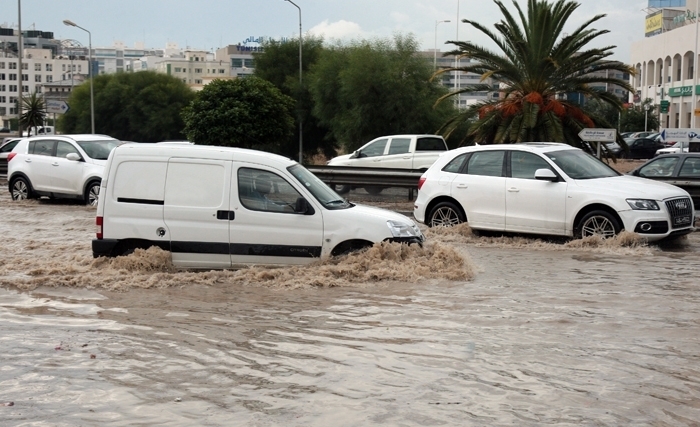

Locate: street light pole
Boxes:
[284,0,303,164]
[434,20,450,70]
[645,103,650,132]
[17,0,23,136]
[63,19,95,134]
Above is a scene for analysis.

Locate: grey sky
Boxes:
[10,0,649,62]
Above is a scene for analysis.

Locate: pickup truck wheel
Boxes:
[427,201,465,227]
[365,186,384,195]
[10,177,34,201]
[332,184,351,194]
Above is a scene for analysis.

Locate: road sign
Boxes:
[577,128,616,142]
[660,128,700,142]
[660,100,670,113]
[46,100,70,115]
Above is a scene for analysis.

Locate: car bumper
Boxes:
[618,210,695,242]
[92,239,119,257]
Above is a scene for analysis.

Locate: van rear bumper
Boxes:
[92,239,119,258]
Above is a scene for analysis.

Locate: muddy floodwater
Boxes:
[1,183,699,426]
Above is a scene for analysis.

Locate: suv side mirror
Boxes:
[350,150,360,159]
[294,197,315,215]
[534,168,558,182]
[66,153,81,161]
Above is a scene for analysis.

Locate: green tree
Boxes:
[619,99,659,133]
[20,91,46,135]
[254,36,336,160]
[59,71,195,142]
[436,0,634,147]
[309,34,457,152]
[181,77,296,152]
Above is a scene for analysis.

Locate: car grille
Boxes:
[665,197,693,229]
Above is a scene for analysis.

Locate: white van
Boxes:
[21,126,55,137]
[92,144,424,269]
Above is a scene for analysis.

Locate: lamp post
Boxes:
[284,0,303,164]
[63,19,94,134]
[644,103,650,132]
[17,0,23,136]
[434,20,451,69]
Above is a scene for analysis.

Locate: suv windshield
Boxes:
[545,149,620,180]
[77,139,121,160]
[288,164,352,210]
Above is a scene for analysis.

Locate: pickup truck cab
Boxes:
[328,135,448,170]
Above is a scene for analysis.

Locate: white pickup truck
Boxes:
[327,134,448,194]
[328,134,448,169]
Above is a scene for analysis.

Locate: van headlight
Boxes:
[626,199,660,210]
[387,220,421,238]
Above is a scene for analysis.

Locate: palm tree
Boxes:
[435,0,634,149]
[20,91,47,135]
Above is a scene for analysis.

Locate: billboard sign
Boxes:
[646,10,664,37]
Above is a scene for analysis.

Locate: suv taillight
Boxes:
[96,216,103,239]
[7,152,16,162]
[418,176,426,190]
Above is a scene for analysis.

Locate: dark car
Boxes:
[622,137,665,159]
[0,137,22,176]
[629,153,700,209]
[0,127,11,133]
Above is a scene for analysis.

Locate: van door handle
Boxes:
[508,187,520,192]
[52,162,59,166]
[216,210,235,220]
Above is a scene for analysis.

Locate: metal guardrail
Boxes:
[306,165,424,199]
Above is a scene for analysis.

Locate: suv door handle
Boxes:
[216,210,235,220]
[52,162,59,166]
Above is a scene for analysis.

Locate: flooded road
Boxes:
[1,183,699,426]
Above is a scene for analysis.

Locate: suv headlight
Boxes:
[626,199,660,210]
[387,220,421,238]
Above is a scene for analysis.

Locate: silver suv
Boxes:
[7,134,121,206]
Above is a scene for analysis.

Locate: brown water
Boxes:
[1,186,699,426]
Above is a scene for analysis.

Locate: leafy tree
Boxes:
[436,0,634,148]
[619,99,659,133]
[309,34,457,152]
[59,71,195,142]
[20,91,46,135]
[254,36,336,160]
[181,77,296,153]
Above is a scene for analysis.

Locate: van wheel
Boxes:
[84,181,101,206]
[10,177,33,201]
[332,240,372,257]
[427,201,465,227]
[576,210,620,239]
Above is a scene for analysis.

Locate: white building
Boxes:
[631,0,700,128]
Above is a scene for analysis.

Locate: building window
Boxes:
[0,75,4,81]
[0,85,4,91]
[174,67,182,73]
[0,96,5,103]
[35,75,41,82]
[46,75,53,83]
[195,79,202,84]
[9,62,17,70]
[0,62,4,69]
[62,64,66,71]
[22,85,28,92]
[9,85,17,92]
[10,96,17,103]
[231,59,243,68]
[195,68,202,73]
[46,64,52,71]
[10,107,17,115]
[0,107,5,115]
[22,63,27,70]
[9,74,16,81]
[22,74,27,81]
[35,63,41,71]
[219,69,225,74]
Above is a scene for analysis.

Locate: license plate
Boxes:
[674,215,691,225]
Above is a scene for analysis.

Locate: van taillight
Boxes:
[96,216,103,239]
[7,152,16,162]
[418,176,426,190]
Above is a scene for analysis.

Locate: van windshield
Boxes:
[288,164,352,210]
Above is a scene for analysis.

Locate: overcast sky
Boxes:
[9,0,648,62]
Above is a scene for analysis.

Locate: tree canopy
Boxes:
[20,91,46,135]
[308,34,457,152]
[181,77,296,152]
[436,0,634,147]
[59,71,195,141]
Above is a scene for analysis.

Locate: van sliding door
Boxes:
[163,158,232,269]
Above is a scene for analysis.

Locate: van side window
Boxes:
[416,137,447,151]
[238,168,302,213]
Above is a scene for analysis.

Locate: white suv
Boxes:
[414,143,696,242]
[7,134,121,206]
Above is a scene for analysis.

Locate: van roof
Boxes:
[113,143,298,168]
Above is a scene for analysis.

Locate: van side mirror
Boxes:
[294,197,315,215]
[534,168,558,182]
[66,153,81,161]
